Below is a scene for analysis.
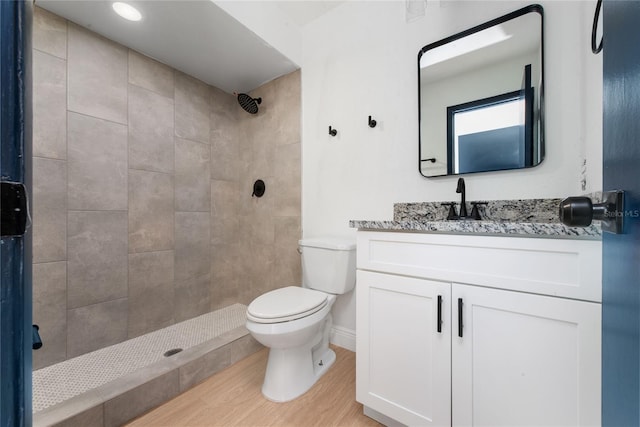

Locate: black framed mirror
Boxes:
[418,5,544,177]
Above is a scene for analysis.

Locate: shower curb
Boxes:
[33,326,263,427]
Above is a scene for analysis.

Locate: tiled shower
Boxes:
[32,6,301,370]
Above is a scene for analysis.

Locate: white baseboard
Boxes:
[329,326,356,352]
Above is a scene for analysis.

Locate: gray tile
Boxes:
[211,244,240,311]
[128,50,174,98]
[67,112,128,211]
[272,70,301,147]
[128,170,174,253]
[174,212,210,282]
[67,298,128,358]
[273,142,301,217]
[273,216,302,287]
[32,262,67,369]
[175,138,210,212]
[175,274,211,322]
[128,84,174,173]
[33,50,67,160]
[229,334,263,365]
[179,344,231,391]
[211,180,239,245]
[32,157,66,263]
[210,130,239,181]
[103,370,179,427]
[175,72,210,144]
[128,251,175,338]
[210,88,239,180]
[67,23,127,124]
[239,241,275,303]
[33,6,67,59]
[67,211,128,309]
[50,405,103,427]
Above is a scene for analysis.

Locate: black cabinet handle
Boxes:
[458,298,464,338]
[437,295,443,333]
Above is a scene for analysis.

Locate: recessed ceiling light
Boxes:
[112,2,142,22]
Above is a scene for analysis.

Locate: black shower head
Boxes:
[236,93,262,114]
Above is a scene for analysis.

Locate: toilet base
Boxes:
[262,347,336,402]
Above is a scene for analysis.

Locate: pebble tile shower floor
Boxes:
[33,304,247,413]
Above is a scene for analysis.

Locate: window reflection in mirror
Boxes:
[419,5,544,178]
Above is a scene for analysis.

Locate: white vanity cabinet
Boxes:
[355,231,602,427]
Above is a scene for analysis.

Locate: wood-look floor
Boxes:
[125,346,382,427]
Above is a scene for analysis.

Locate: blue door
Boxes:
[602,1,640,426]
[0,1,33,426]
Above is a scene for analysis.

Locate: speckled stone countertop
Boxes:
[350,198,602,239]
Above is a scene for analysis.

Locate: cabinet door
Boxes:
[452,283,601,427]
[356,270,451,426]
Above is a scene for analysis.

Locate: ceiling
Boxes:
[36,0,342,93]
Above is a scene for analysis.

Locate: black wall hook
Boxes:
[368,116,377,128]
[329,126,337,136]
[252,179,265,198]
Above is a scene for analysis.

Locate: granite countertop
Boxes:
[348,219,602,239]
[349,198,602,239]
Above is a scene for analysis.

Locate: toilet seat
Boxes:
[247,286,328,324]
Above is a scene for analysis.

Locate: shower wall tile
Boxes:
[250,136,275,179]
[273,70,302,147]
[273,142,301,217]
[210,180,239,245]
[32,157,67,263]
[210,131,239,182]
[175,72,210,144]
[242,195,275,246]
[128,251,175,338]
[128,50,174,98]
[210,87,238,181]
[273,216,302,287]
[67,112,128,211]
[67,211,128,309]
[67,298,128,358]
[128,170,174,253]
[241,243,275,302]
[128,84,175,174]
[33,7,67,59]
[174,274,211,322]
[32,262,67,370]
[211,244,239,311]
[175,212,211,282]
[67,24,127,124]
[175,138,211,212]
[33,50,67,160]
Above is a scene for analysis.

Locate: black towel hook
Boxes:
[368,116,377,128]
[329,126,337,136]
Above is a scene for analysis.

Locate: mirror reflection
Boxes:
[419,5,544,177]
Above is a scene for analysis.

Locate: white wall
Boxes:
[301,1,603,332]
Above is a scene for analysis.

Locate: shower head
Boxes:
[236,93,262,114]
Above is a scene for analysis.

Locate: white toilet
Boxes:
[246,237,356,402]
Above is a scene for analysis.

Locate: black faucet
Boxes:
[456,177,467,218]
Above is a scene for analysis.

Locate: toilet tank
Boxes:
[299,237,356,295]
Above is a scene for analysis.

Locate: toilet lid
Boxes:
[247,286,328,324]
